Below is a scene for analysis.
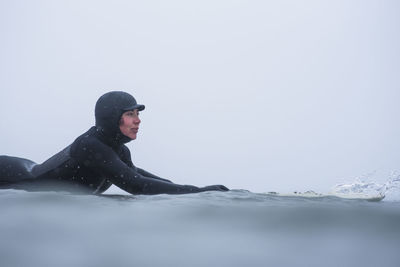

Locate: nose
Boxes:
[134,116,141,124]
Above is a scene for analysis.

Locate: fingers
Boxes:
[200,185,229,192]
[218,185,229,191]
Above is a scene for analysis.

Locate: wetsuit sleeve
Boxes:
[136,168,172,183]
[119,145,172,183]
[72,138,200,195]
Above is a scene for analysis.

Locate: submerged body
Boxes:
[0,91,228,195]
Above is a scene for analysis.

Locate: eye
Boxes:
[126,111,139,117]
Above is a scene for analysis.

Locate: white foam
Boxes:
[331,172,400,202]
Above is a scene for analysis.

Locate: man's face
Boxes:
[119,109,141,140]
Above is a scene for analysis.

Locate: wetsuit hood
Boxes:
[95,91,145,145]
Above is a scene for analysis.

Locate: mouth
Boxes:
[131,128,139,133]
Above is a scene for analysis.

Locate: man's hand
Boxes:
[199,185,229,192]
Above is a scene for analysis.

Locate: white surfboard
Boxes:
[264,191,385,202]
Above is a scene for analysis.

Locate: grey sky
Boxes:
[1,0,399,193]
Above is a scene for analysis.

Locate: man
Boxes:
[0,91,229,194]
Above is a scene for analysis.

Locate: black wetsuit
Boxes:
[0,91,228,194]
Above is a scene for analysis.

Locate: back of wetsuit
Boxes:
[0,156,36,185]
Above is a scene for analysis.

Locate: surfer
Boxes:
[0,91,229,195]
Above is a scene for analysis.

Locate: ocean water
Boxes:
[1,184,399,267]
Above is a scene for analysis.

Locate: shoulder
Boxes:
[120,144,131,155]
[118,144,132,161]
[70,127,113,158]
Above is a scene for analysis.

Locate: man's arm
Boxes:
[73,138,228,194]
[119,145,173,183]
[136,168,172,183]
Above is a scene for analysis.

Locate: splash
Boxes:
[331,172,400,202]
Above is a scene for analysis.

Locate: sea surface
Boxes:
[1,186,399,267]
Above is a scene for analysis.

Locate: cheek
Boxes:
[120,116,130,125]
[119,119,127,130]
